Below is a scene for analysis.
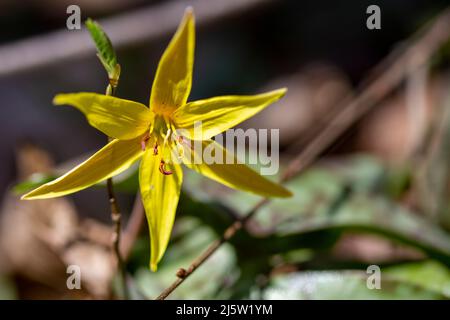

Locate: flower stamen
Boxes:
[141,133,150,151]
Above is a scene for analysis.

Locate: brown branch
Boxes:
[155,7,450,300]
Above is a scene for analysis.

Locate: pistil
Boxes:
[159,160,173,175]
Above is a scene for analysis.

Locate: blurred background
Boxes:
[1,0,450,299]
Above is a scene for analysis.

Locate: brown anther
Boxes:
[153,142,159,155]
[159,160,173,175]
[178,136,184,143]
[141,134,150,151]
[176,268,187,278]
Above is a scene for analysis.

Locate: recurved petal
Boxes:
[173,88,286,140]
[22,137,144,200]
[181,139,292,198]
[54,93,153,140]
[139,146,183,271]
[150,8,195,114]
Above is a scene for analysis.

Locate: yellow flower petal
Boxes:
[150,8,195,115]
[54,93,153,140]
[173,88,286,140]
[139,145,183,271]
[22,137,144,200]
[182,139,292,198]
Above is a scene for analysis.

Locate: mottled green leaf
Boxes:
[384,260,450,298]
[262,270,445,299]
[183,154,450,265]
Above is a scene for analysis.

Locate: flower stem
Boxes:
[106,176,129,299]
[105,78,129,299]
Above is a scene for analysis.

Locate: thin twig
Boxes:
[405,60,429,156]
[106,177,128,298]
[155,7,450,300]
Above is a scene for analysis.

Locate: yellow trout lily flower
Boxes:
[21,8,292,271]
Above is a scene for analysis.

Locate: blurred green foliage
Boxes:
[119,154,450,299]
[0,275,17,300]
[15,153,450,299]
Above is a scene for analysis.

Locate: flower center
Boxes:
[140,115,184,176]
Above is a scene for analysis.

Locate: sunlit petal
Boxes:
[139,145,183,271]
[150,8,195,114]
[22,137,144,199]
[181,139,292,198]
[173,89,286,140]
[54,93,153,140]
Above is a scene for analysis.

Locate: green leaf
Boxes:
[13,173,57,194]
[261,260,450,300]
[384,260,450,298]
[262,270,446,299]
[85,18,118,79]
